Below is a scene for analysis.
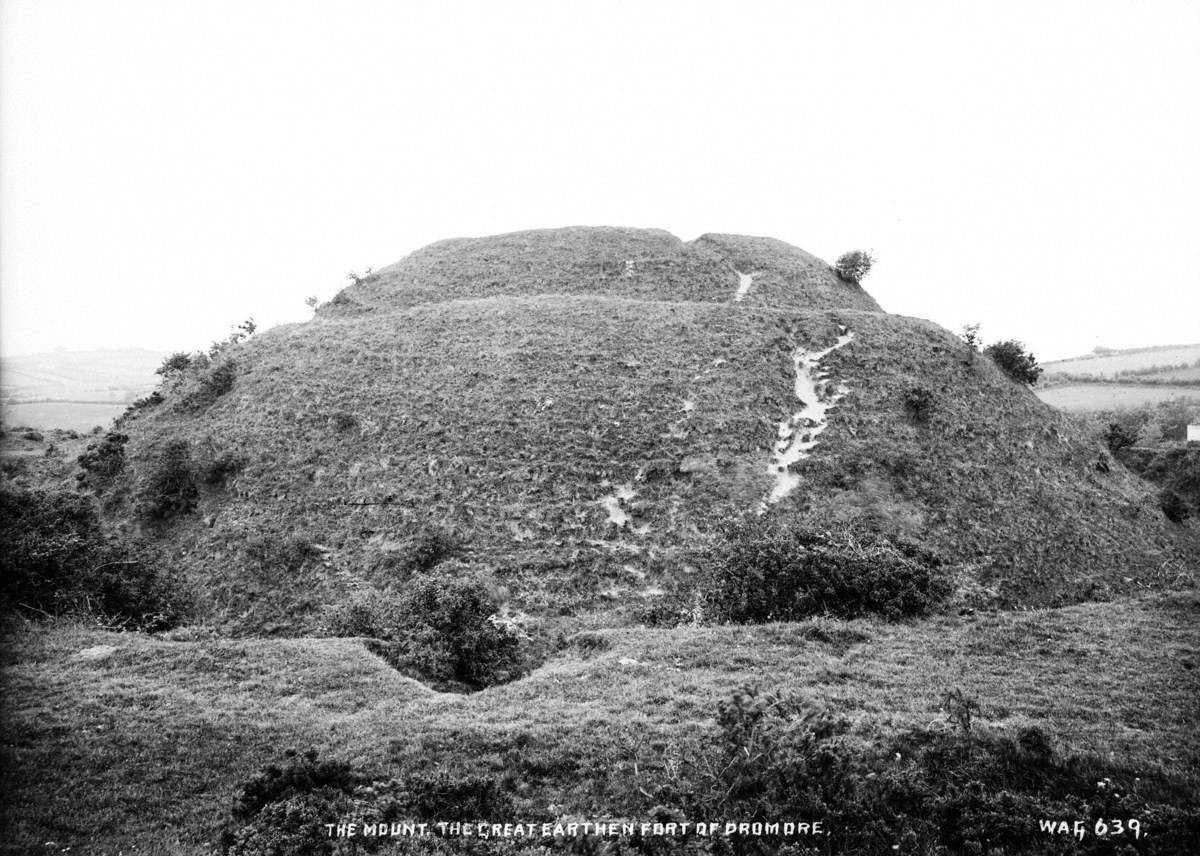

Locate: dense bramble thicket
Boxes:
[0,485,183,629]
[700,520,951,622]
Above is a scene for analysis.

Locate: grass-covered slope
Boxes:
[111,285,1187,633]
[323,226,882,315]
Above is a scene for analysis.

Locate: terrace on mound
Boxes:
[321,226,882,314]
[100,228,1191,635]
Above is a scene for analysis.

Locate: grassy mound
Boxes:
[105,285,1186,632]
[4,227,1197,854]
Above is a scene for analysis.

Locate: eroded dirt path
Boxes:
[732,269,757,302]
[760,327,854,510]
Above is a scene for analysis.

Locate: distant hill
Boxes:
[1035,343,1200,412]
[88,227,1189,635]
[0,348,168,430]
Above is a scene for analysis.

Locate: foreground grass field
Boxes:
[3,592,1198,854]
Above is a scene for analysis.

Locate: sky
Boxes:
[1,0,1197,361]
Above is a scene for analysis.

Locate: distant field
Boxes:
[0,348,165,431]
[1035,383,1200,411]
[1,348,164,406]
[1043,344,1200,377]
[1,401,124,432]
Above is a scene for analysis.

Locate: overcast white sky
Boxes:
[2,0,1197,361]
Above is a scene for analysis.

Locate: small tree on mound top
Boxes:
[833,250,875,284]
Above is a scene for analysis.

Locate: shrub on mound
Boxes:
[833,249,875,284]
[76,430,128,491]
[902,386,936,424]
[1104,420,1141,452]
[701,520,951,622]
[1160,487,1191,524]
[985,339,1043,386]
[401,524,461,575]
[134,438,199,522]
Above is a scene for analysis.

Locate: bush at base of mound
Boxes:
[0,484,186,631]
[328,571,528,691]
[700,521,952,623]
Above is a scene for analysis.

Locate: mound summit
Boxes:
[111,227,1187,633]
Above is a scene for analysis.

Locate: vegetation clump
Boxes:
[76,430,128,491]
[223,749,363,856]
[985,339,1043,385]
[121,319,257,422]
[700,519,951,623]
[1160,487,1191,524]
[182,358,238,410]
[833,249,875,284]
[156,351,196,377]
[201,448,248,486]
[641,686,1200,855]
[244,532,320,573]
[330,571,526,690]
[222,752,516,855]
[402,524,461,575]
[0,485,183,629]
[135,439,199,522]
[1104,420,1141,452]
[902,386,936,423]
[1085,402,1199,522]
[959,323,983,365]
